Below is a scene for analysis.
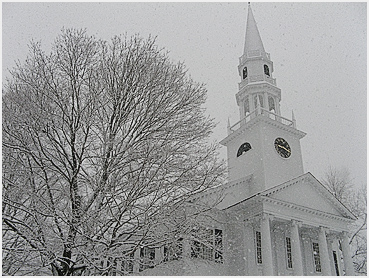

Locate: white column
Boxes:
[249,94,255,117]
[264,92,269,111]
[102,258,108,271]
[332,238,344,275]
[275,99,281,121]
[261,213,273,276]
[244,221,258,276]
[240,100,245,122]
[256,95,262,116]
[182,237,191,259]
[133,248,140,273]
[290,220,304,275]
[318,227,332,276]
[341,232,355,276]
[115,259,122,274]
[154,247,163,265]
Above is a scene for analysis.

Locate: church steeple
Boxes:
[236,4,281,123]
[221,4,306,192]
[244,4,265,55]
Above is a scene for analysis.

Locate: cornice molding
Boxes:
[261,196,353,223]
[220,114,306,146]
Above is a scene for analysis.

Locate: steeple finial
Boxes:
[292,110,296,128]
[227,118,231,135]
[244,4,265,55]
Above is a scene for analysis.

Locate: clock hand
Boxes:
[278,145,290,153]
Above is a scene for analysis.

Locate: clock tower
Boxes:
[220,5,306,196]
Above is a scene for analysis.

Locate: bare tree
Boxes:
[322,167,367,274]
[321,166,354,204]
[2,29,225,275]
[347,184,367,274]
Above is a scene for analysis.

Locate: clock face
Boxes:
[274,137,291,158]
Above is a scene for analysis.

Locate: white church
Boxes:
[214,5,357,276]
[90,5,357,276]
[139,5,357,276]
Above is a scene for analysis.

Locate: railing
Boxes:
[229,110,256,132]
[228,108,295,133]
[239,74,276,89]
[239,50,271,64]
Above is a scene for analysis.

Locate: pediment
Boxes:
[262,173,355,219]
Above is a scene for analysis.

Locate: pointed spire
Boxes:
[244,4,266,55]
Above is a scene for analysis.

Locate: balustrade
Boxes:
[229,108,295,133]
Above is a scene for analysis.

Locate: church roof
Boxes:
[187,174,254,210]
[244,4,266,54]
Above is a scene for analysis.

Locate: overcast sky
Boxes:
[2,2,367,187]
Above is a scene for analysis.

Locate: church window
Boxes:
[243,67,248,79]
[312,242,322,272]
[139,247,156,271]
[215,229,223,263]
[191,240,213,260]
[244,99,250,116]
[190,227,223,263]
[163,238,183,262]
[264,64,270,76]
[121,252,135,274]
[110,258,118,275]
[268,96,275,112]
[333,251,340,275]
[286,237,293,269]
[255,231,262,264]
[237,142,252,157]
[254,94,264,108]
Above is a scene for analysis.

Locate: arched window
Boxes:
[268,96,275,112]
[242,67,248,79]
[244,98,250,116]
[237,142,252,157]
[268,96,277,119]
[264,64,270,76]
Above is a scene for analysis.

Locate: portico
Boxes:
[223,172,356,276]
